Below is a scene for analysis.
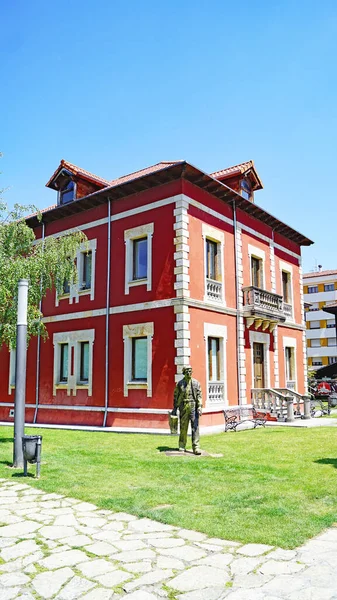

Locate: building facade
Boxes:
[0,159,312,432]
[303,270,337,369]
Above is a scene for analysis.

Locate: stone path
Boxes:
[0,479,337,599]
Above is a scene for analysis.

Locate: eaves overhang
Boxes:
[26,161,313,247]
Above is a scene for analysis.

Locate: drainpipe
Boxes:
[233,202,242,404]
[103,198,111,427]
[33,221,45,424]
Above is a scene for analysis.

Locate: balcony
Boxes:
[206,278,223,303]
[208,382,225,403]
[284,302,293,320]
[243,286,286,328]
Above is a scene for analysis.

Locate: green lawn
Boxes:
[1,425,337,549]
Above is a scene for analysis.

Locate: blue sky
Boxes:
[2,0,337,273]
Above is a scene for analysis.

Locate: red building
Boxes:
[0,159,313,432]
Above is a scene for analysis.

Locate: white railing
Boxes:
[251,388,288,421]
[208,382,225,403]
[284,303,293,319]
[286,380,296,391]
[243,286,284,317]
[206,279,222,302]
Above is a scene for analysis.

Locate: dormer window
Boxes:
[240,178,252,200]
[60,179,75,205]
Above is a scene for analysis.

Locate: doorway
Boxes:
[253,342,265,388]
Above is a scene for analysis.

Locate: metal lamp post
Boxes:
[13,279,28,468]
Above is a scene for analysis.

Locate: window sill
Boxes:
[127,381,148,390]
[58,293,70,300]
[128,279,148,288]
[78,288,91,295]
[55,384,68,390]
[76,384,89,389]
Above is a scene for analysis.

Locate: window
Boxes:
[8,350,16,395]
[328,357,337,365]
[328,338,337,346]
[311,339,321,347]
[308,286,318,294]
[202,224,225,304]
[251,256,263,288]
[123,322,153,396]
[312,359,323,366]
[282,271,291,303]
[132,338,148,381]
[309,303,319,311]
[133,238,147,281]
[60,179,75,205]
[324,284,334,292]
[79,341,89,383]
[310,321,320,329]
[81,251,92,290]
[204,323,227,405]
[56,240,97,306]
[285,347,295,383]
[206,240,218,281]
[240,178,252,201]
[208,337,220,381]
[124,224,154,295]
[59,344,69,382]
[53,330,95,396]
[327,320,335,328]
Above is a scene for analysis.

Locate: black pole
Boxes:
[13,279,28,468]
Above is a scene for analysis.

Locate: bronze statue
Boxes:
[172,366,202,455]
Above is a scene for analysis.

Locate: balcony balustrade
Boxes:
[208,381,225,403]
[243,286,286,324]
[206,279,223,302]
[284,302,293,320]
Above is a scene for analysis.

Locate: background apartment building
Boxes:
[303,269,337,368]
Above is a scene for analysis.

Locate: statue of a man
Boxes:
[172,366,202,455]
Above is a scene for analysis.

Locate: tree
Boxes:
[0,200,86,349]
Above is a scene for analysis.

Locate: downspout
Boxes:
[103,198,111,427]
[233,201,242,404]
[33,220,45,424]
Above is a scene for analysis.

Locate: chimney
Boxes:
[318,265,322,272]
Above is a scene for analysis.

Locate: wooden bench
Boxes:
[224,407,267,432]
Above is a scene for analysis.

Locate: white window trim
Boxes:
[279,260,294,321]
[204,323,227,409]
[124,223,154,295]
[56,239,97,306]
[249,330,270,388]
[8,350,16,395]
[282,336,297,391]
[53,329,95,396]
[248,244,266,289]
[202,223,225,305]
[123,322,154,397]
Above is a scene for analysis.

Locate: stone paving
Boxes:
[0,480,337,599]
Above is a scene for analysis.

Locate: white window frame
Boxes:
[53,329,95,396]
[56,239,97,306]
[123,322,154,397]
[8,350,16,395]
[248,244,266,289]
[310,320,320,329]
[202,223,225,305]
[204,323,227,409]
[279,260,294,321]
[124,223,154,295]
[328,357,337,365]
[249,330,270,388]
[328,338,337,347]
[283,336,297,391]
[308,286,318,294]
[310,339,321,348]
[312,358,323,366]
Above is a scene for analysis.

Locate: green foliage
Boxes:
[0,200,86,348]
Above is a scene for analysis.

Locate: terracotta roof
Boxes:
[103,160,184,192]
[303,270,337,278]
[24,204,57,220]
[211,160,255,179]
[46,159,110,188]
